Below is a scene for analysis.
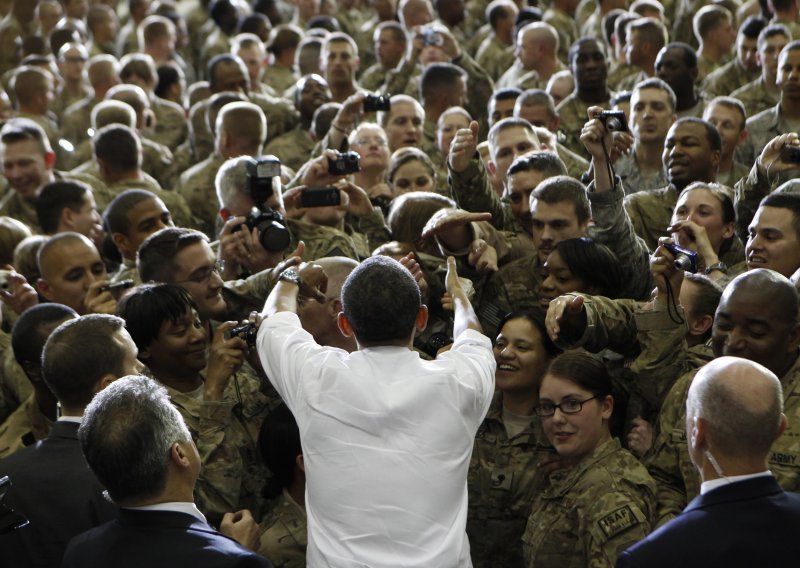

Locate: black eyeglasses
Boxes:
[535,396,599,417]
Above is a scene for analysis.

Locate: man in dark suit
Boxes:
[62,374,273,568]
[617,356,800,567]
[0,313,142,568]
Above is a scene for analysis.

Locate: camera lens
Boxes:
[606,117,621,131]
[673,254,692,271]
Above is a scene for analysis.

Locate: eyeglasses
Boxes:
[174,259,225,285]
[535,396,599,417]
[353,137,388,147]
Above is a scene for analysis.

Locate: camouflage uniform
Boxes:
[557,92,614,160]
[175,153,226,237]
[263,62,299,97]
[482,41,520,84]
[522,438,657,568]
[697,55,725,82]
[607,65,638,93]
[286,210,390,262]
[646,354,800,527]
[477,255,541,339]
[701,58,759,101]
[103,175,196,230]
[623,184,676,252]
[263,126,315,174]
[163,362,280,525]
[52,85,92,121]
[730,77,781,118]
[557,143,591,181]
[735,103,787,170]
[0,14,25,77]
[448,154,518,231]
[257,490,307,568]
[579,10,605,46]
[152,96,189,149]
[109,258,141,286]
[0,191,40,233]
[542,7,579,65]
[733,161,796,243]
[358,62,389,92]
[717,160,750,188]
[467,392,555,568]
[58,97,97,149]
[71,136,174,189]
[616,151,668,195]
[0,395,52,459]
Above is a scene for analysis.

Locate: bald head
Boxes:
[316,257,359,299]
[722,269,799,326]
[519,22,559,54]
[688,357,784,466]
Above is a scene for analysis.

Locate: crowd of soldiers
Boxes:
[0,0,800,565]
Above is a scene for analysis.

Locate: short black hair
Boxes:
[531,175,591,225]
[42,314,130,408]
[552,237,624,299]
[104,189,158,236]
[118,283,197,352]
[36,180,91,235]
[137,227,207,283]
[761,192,800,239]
[12,303,77,366]
[496,308,560,359]
[674,117,722,153]
[341,256,421,343]
[420,63,465,106]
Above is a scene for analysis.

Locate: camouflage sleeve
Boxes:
[380,57,416,97]
[453,51,495,139]
[587,179,654,300]
[644,372,696,527]
[557,294,641,356]
[192,400,244,523]
[448,156,513,230]
[631,302,692,409]
[222,268,277,321]
[356,206,392,253]
[733,161,771,244]
[586,490,653,568]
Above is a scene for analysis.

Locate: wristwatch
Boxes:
[704,261,728,275]
[278,268,301,286]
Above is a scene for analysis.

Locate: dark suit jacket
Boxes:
[63,508,273,568]
[0,420,117,568]
[617,475,800,567]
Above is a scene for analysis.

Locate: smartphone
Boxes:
[301,187,342,208]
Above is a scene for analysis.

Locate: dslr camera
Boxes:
[363,94,391,112]
[597,110,629,132]
[664,243,699,273]
[328,150,361,175]
[240,156,291,252]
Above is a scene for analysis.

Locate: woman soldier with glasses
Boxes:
[522,350,658,568]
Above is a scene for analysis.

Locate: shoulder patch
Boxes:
[597,505,639,539]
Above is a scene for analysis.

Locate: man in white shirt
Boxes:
[257,255,495,567]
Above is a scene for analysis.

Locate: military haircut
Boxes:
[137,227,207,284]
[119,53,157,85]
[36,180,92,235]
[341,255,421,343]
[760,192,800,240]
[91,99,137,130]
[516,89,557,116]
[757,24,791,52]
[0,117,52,154]
[420,63,466,106]
[11,303,77,366]
[693,5,732,43]
[93,123,141,172]
[632,77,677,113]
[79,375,192,502]
[531,175,591,225]
[104,189,159,236]
[674,117,722,153]
[664,42,698,69]
[507,150,567,178]
[41,314,130,409]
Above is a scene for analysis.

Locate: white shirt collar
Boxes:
[123,501,207,524]
[56,416,82,424]
[700,471,773,495]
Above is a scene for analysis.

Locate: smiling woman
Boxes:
[466,309,560,567]
[521,351,657,568]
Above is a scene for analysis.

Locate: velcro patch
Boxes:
[597,505,639,539]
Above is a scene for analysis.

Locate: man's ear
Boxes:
[337,312,353,337]
[415,304,428,333]
[219,208,232,221]
[693,416,708,451]
[111,231,133,258]
[171,440,193,469]
[487,160,497,179]
[296,454,305,474]
[61,206,77,230]
[44,151,56,170]
[36,278,55,301]
[94,373,117,393]
[328,298,342,318]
